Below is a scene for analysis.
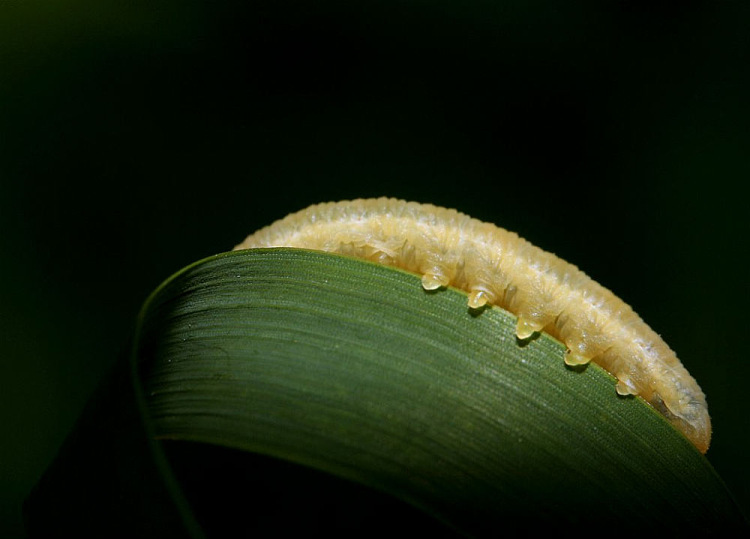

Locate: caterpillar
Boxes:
[234,197,711,453]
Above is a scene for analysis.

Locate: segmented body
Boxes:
[234,198,711,453]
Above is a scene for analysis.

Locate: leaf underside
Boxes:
[134,248,746,536]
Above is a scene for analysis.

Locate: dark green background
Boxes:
[2,1,748,536]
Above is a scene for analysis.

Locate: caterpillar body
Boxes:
[234,198,711,453]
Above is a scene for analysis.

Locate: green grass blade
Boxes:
[135,248,745,536]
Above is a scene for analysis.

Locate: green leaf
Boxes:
[131,248,746,536]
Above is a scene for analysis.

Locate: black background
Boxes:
[2,1,748,535]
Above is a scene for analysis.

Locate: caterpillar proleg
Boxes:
[234,198,711,453]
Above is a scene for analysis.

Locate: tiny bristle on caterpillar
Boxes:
[234,197,711,453]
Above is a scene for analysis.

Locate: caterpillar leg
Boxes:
[467,288,493,310]
[421,272,449,291]
[516,317,543,340]
[564,350,592,366]
[615,378,638,396]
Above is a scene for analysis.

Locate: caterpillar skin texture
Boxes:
[234,198,711,453]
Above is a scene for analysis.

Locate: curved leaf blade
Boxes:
[135,248,747,536]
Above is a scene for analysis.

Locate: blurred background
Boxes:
[1,1,748,536]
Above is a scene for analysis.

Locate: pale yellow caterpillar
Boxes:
[234,198,711,453]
